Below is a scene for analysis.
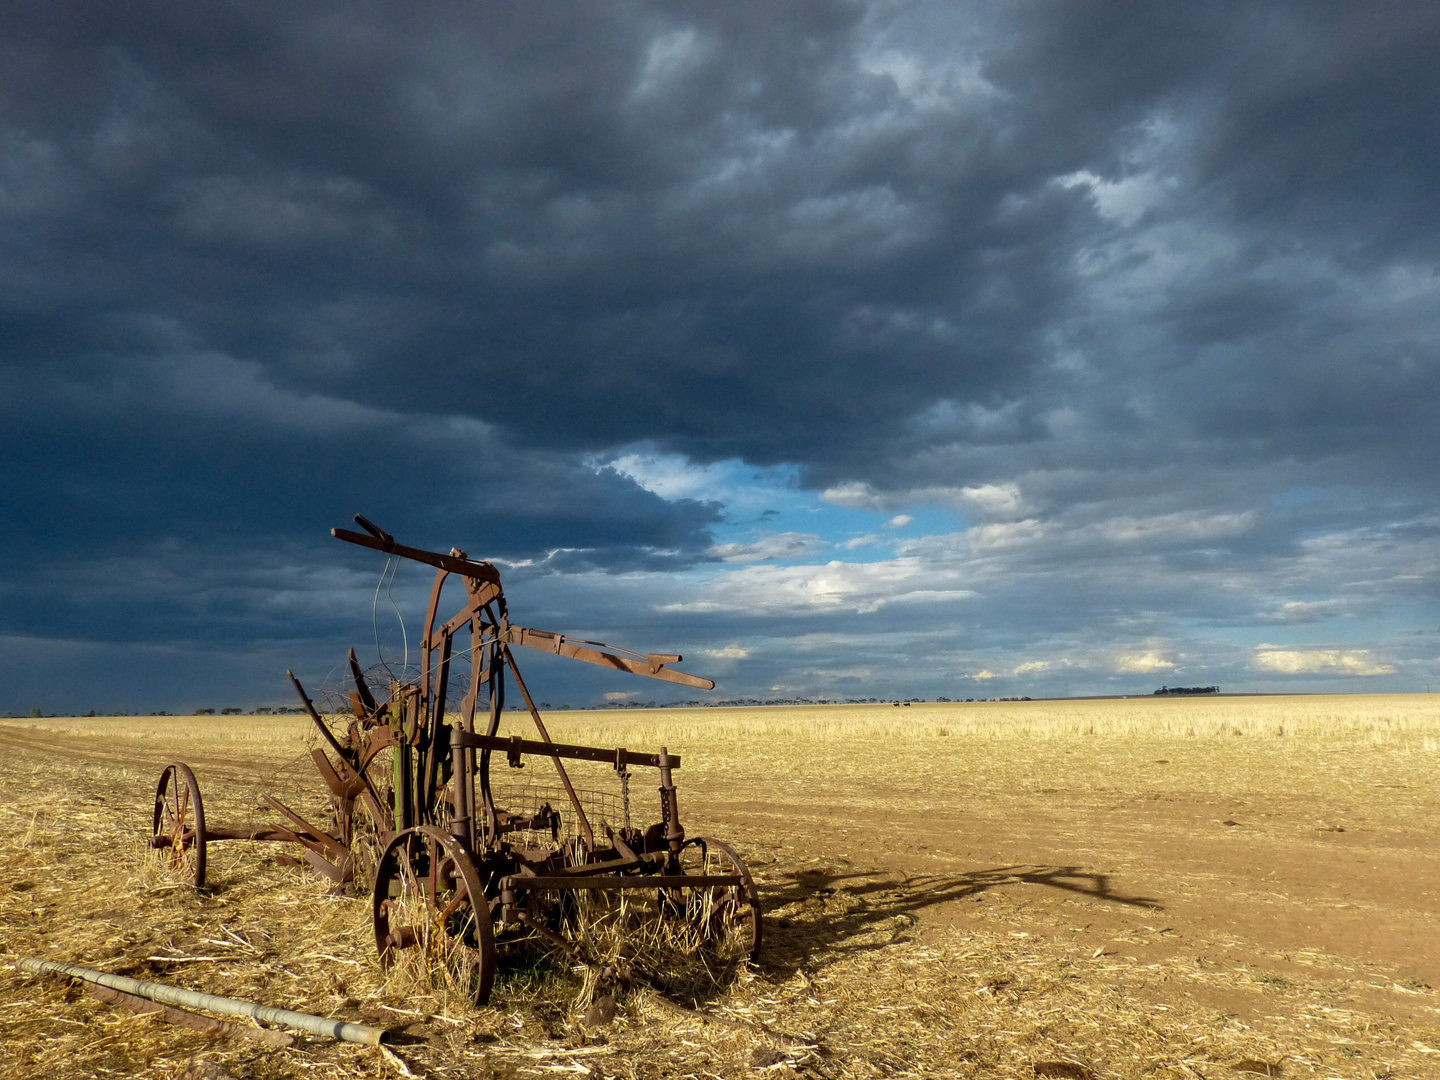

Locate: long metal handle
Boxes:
[501,625,715,690]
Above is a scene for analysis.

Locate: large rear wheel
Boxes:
[373,826,496,1004]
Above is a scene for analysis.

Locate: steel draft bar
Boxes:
[450,730,679,769]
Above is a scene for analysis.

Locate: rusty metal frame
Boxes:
[147,515,760,1006]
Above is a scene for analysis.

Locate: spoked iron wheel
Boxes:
[373,826,496,1005]
[151,763,207,889]
[668,836,762,959]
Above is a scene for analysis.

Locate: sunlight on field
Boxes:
[2,694,1438,1079]
[20,691,1436,751]
[543,692,1440,743]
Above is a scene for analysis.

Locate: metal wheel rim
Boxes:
[678,835,762,959]
[152,763,206,889]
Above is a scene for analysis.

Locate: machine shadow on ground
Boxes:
[752,863,1162,985]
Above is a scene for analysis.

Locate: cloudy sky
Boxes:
[3,2,1438,712]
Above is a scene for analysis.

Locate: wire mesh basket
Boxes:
[490,769,638,849]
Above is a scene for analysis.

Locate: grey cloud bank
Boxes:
[2,2,1437,711]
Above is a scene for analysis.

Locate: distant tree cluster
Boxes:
[191,705,308,716]
[1154,685,1219,696]
[709,697,848,707]
[569,694,1052,710]
[2,705,326,717]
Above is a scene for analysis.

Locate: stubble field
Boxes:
[1,694,1438,1079]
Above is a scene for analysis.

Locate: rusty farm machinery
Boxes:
[149,516,761,1003]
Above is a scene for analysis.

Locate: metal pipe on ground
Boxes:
[13,957,387,1045]
[84,982,295,1048]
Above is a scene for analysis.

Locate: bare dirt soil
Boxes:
[1,697,1437,1079]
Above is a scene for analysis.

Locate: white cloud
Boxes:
[819,481,888,510]
[968,669,999,681]
[701,644,749,660]
[1252,648,1394,676]
[957,483,1029,518]
[604,691,637,701]
[1267,600,1345,623]
[710,532,825,563]
[658,557,975,615]
[884,514,913,529]
[632,27,708,100]
[601,451,726,500]
[1011,660,1051,675]
[820,481,1030,520]
[840,534,880,549]
[1114,651,1176,673]
[898,518,1050,559]
[1097,510,1253,545]
[901,509,1254,566]
[1055,169,1173,226]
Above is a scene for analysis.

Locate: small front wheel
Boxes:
[373,826,496,1004]
[151,763,207,889]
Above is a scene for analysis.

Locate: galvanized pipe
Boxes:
[13,957,385,1045]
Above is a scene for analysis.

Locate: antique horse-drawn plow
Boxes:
[150,517,761,1003]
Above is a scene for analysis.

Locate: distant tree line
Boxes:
[1154,685,1219,696]
[580,695,1048,709]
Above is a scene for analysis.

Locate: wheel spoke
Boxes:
[435,875,470,924]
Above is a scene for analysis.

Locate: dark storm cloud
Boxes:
[9,2,1437,477]
[3,2,1439,708]
[0,345,719,626]
[1,1,1084,465]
